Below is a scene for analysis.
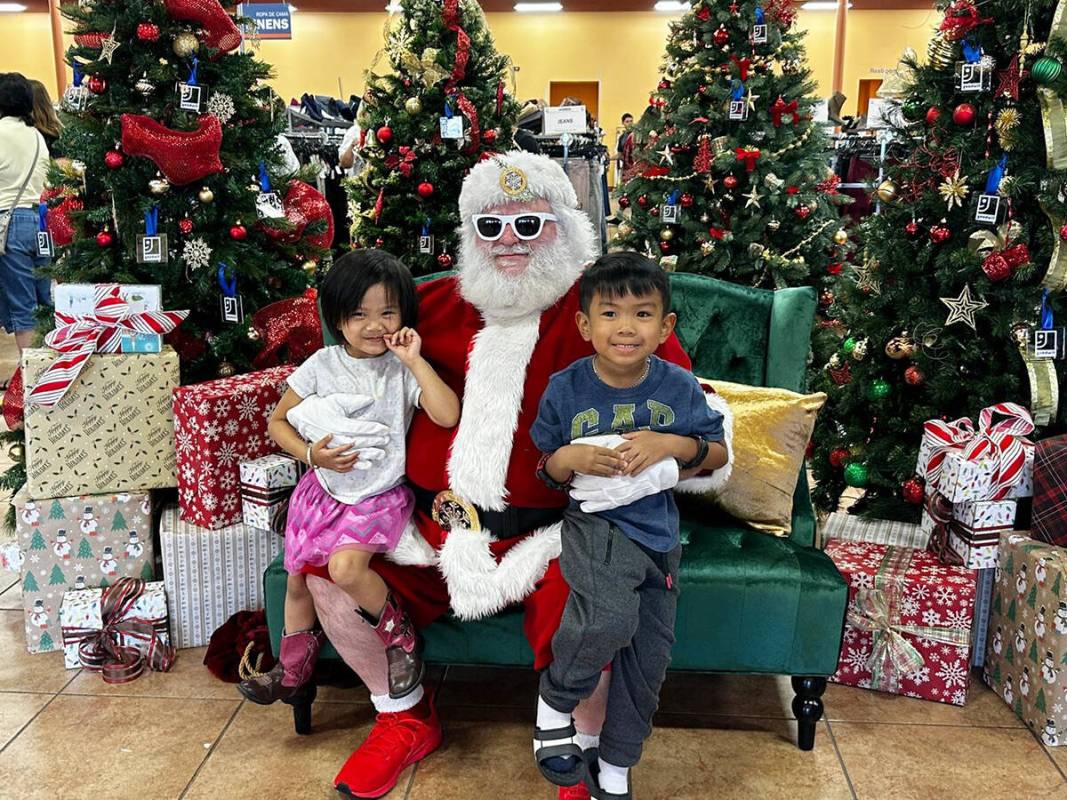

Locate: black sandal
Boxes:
[585,751,632,800]
[533,722,586,787]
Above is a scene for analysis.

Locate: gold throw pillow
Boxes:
[700,379,826,536]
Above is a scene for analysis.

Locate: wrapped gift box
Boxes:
[972,567,995,668]
[13,488,155,654]
[240,453,305,534]
[826,540,977,706]
[936,450,1001,504]
[984,532,1067,745]
[943,499,1016,569]
[172,366,293,530]
[54,283,164,353]
[915,417,974,485]
[1032,435,1067,547]
[0,538,22,573]
[59,579,170,670]
[23,347,179,498]
[160,505,283,648]
[821,512,930,549]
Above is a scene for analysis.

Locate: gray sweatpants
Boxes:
[539,508,681,768]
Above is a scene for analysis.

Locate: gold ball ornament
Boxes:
[660,228,674,242]
[885,335,917,359]
[173,31,200,58]
[833,229,849,245]
[69,160,86,178]
[617,221,633,237]
[852,339,869,361]
[217,361,237,378]
[301,260,318,274]
[198,186,215,204]
[149,177,171,195]
[405,97,423,115]
[875,180,898,203]
[1011,323,1031,349]
[767,218,781,232]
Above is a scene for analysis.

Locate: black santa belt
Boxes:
[409,483,562,540]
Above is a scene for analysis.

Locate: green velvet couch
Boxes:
[263,272,848,750]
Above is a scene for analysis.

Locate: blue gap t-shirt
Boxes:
[530,355,725,552]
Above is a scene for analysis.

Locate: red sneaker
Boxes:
[560,783,592,800]
[334,700,442,798]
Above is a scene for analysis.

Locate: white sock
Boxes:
[370,684,423,713]
[597,758,629,794]
[575,732,599,751]
[536,695,572,731]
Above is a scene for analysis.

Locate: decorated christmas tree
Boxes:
[346,0,519,273]
[613,0,853,288]
[812,0,1067,519]
[47,0,331,382]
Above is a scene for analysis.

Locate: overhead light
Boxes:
[0,3,28,10]
[654,1,688,10]
[514,2,563,11]
[800,1,851,8]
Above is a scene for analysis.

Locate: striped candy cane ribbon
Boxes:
[27,284,188,408]
[922,417,976,485]
[960,402,1035,500]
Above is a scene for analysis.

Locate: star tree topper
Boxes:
[940,284,989,331]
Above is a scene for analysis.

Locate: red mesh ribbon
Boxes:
[982,244,1029,281]
[43,191,82,247]
[384,145,417,178]
[260,180,334,250]
[163,0,242,52]
[74,32,108,49]
[374,187,385,224]
[455,92,481,154]
[2,367,23,430]
[497,81,505,116]
[120,114,223,186]
[771,96,800,127]
[61,578,175,684]
[27,285,189,408]
[765,0,797,28]
[730,56,751,82]
[442,0,471,92]
[939,0,994,41]
[734,146,761,172]
[694,136,713,173]
[251,289,324,369]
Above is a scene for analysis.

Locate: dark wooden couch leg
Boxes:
[791,676,826,751]
[284,681,317,735]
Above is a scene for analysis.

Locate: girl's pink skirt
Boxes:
[283,470,414,574]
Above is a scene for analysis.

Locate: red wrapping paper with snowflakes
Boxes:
[826,540,978,706]
[172,366,294,529]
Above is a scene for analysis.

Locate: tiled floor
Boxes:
[1,330,1067,799]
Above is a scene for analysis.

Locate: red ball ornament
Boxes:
[437,253,453,268]
[96,230,113,247]
[786,186,800,195]
[637,195,649,208]
[137,22,161,41]
[930,224,951,244]
[178,218,193,235]
[618,196,631,210]
[827,262,843,276]
[650,207,660,218]
[902,478,925,505]
[376,238,385,247]
[925,106,941,125]
[795,205,812,219]
[658,79,671,90]
[713,26,730,46]
[659,241,671,253]
[377,126,393,145]
[982,252,1012,282]
[905,220,920,238]
[952,102,976,126]
[229,223,247,241]
[829,447,850,469]
[104,150,124,169]
[483,128,498,144]
[1059,223,1067,242]
[904,365,924,386]
[723,175,739,190]
[87,75,107,95]
[680,192,694,208]
[417,182,434,199]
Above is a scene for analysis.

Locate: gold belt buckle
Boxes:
[431,491,481,533]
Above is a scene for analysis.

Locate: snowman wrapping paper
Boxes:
[22,347,179,499]
[12,489,155,654]
[825,540,977,706]
[984,532,1067,745]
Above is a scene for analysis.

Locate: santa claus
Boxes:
[306,151,732,799]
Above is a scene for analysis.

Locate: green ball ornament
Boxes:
[902,99,925,122]
[844,462,869,488]
[1032,56,1063,85]
[868,378,892,401]
[843,337,857,356]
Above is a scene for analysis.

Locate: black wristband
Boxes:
[677,436,710,471]
[536,452,572,491]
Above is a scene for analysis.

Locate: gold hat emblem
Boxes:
[499,165,529,198]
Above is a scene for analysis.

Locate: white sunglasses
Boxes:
[471,212,559,242]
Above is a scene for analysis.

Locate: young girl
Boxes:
[238,249,459,706]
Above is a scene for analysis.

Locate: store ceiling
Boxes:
[18,0,934,12]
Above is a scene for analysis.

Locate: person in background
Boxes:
[28,80,60,153]
[616,112,635,180]
[339,97,364,178]
[0,72,52,388]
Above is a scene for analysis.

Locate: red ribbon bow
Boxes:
[771,96,800,128]
[442,0,471,92]
[61,578,175,684]
[957,403,1034,501]
[939,0,994,41]
[27,285,188,408]
[385,146,418,178]
[251,290,324,370]
[734,146,761,172]
[730,56,751,82]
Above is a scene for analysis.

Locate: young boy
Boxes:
[530,252,729,799]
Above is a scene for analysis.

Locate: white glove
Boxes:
[568,434,680,513]
[286,393,391,470]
